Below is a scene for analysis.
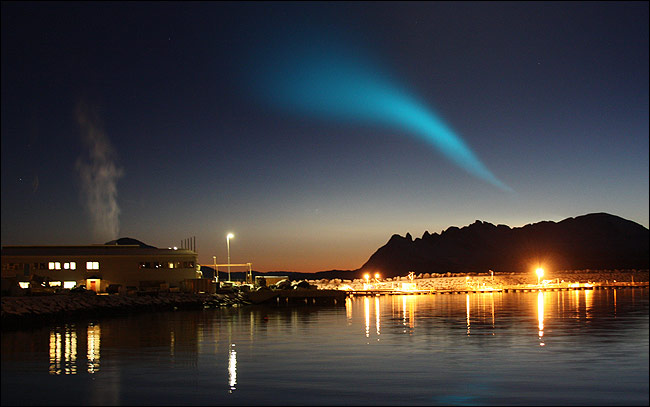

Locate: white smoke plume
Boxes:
[75,102,124,242]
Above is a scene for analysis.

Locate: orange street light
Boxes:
[536,267,544,285]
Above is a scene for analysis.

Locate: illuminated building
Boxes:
[1,240,199,293]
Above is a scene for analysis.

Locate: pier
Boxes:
[345,282,649,296]
[246,288,348,305]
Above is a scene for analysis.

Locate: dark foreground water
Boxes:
[2,288,648,406]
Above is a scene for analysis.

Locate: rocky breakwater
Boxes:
[311,269,649,291]
[2,291,251,329]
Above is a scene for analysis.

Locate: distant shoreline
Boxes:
[311,269,650,291]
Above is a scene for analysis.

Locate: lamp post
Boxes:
[227,233,234,282]
[536,267,544,285]
[213,255,218,283]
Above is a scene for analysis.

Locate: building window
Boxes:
[49,281,62,287]
[86,262,99,270]
[63,281,76,289]
[70,262,76,270]
[55,262,61,270]
[49,262,55,270]
[40,263,47,270]
[183,261,195,268]
[64,263,69,270]
[19,282,30,289]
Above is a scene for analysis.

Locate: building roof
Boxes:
[1,245,196,257]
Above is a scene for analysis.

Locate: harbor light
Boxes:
[536,267,544,285]
[374,273,380,281]
[364,273,370,283]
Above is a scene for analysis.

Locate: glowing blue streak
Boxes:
[248,46,511,191]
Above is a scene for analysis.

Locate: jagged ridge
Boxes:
[360,213,649,277]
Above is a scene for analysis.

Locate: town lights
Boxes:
[536,267,544,285]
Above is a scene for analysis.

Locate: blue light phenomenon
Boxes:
[246,40,511,192]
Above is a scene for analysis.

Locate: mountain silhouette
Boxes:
[360,213,649,277]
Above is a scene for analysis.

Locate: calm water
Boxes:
[2,289,648,406]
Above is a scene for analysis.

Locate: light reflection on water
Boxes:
[2,288,648,406]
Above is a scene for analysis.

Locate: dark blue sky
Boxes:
[2,2,648,272]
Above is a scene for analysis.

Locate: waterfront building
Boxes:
[1,239,199,293]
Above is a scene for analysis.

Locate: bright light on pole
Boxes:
[213,255,218,283]
[227,233,234,282]
[536,267,544,285]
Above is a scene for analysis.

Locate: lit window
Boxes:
[55,262,61,270]
[50,281,62,287]
[70,262,76,270]
[19,282,30,289]
[63,281,76,289]
[49,262,55,270]
[86,262,100,270]
[64,263,70,270]
[168,262,175,269]
[93,262,99,269]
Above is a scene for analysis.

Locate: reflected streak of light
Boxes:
[346,297,352,320]
[364,297,370,338]
[48,326,78,375]
[585,289,593,319]
[466,294,470,335]
[170,330,175,357]
[228,344,237,392]
[375,296,381,336]
[64,326,77,375]
[87,324,101,374]
[490,292,495,331]
[614,289,617,316]
[538,291,545,346]
[49,331,61,375]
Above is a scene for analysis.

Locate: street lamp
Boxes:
[536,267,544,285]
[227,233,234,282]
[213,255,218,283]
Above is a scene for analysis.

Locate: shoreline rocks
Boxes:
[1,291,251,330]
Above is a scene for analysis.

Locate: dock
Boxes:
[346,282,649,296]
[246,289,348,305]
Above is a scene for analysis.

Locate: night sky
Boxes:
[2,2,648,272]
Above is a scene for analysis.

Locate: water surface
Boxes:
[2,288,648,405]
